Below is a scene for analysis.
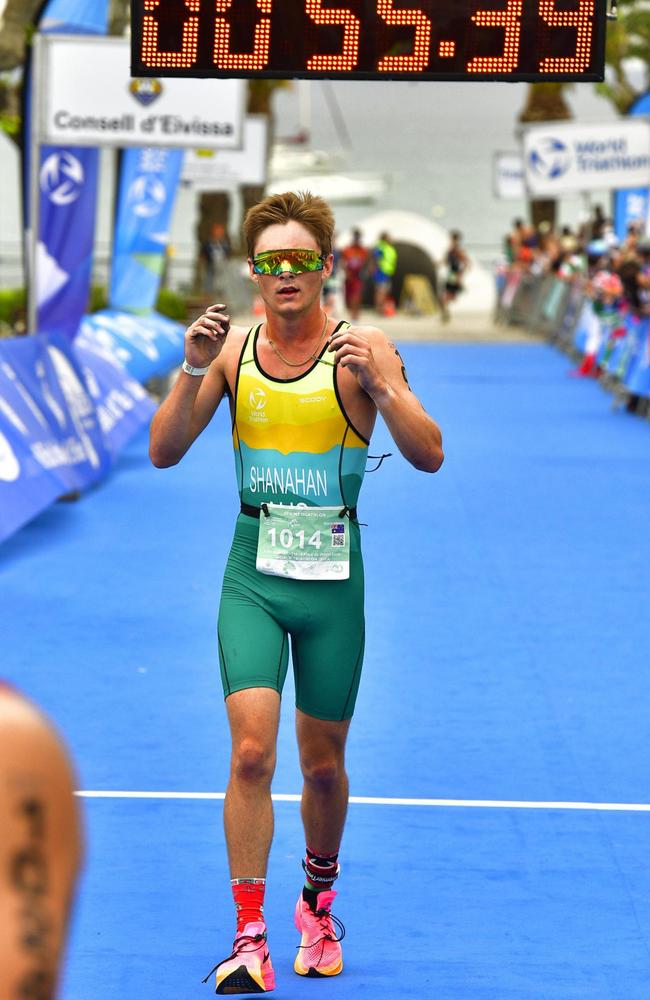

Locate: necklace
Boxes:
[266,313,328,368]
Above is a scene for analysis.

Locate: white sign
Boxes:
[523,120,650,196]
[38,35,245,149]
[182,116,268,190]
[494,152,525,200]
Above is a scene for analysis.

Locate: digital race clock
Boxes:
[130,1,607,83]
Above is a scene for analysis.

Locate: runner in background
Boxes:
[341,229,369,321]
[322,238,341,314]
[442,231,470,314]
[372,233,397,314]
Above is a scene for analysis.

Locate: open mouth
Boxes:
[277,285,299,296]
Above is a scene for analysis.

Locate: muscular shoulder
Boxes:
[345,323,395,353]
[214,324,251,379]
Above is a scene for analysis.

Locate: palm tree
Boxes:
[597,0,650,114]
[518,1,649,227]
[518,82,573,227]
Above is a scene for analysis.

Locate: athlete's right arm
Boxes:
[149,304,231,468]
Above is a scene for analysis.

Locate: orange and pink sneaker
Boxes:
[294,889,345,978]
[203,921,275,994]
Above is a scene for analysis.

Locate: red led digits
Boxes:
[438,40,456,59]
[141,0,200,69]
[467,0,523,74]
[538,0,594,74]
[130,0,605,81]
[376,1,432,73]
[213,0,271,71]
[306,0,361,72]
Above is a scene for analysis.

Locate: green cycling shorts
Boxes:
[217,514,365,721]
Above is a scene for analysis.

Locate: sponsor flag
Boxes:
[110,146,184,313]
[23,0,109,338]
[36,146,100,338]
[614,189,650,243]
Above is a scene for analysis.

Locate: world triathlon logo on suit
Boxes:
[248,388,268,422]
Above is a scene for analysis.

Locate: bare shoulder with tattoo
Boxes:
[0,686,82,1000]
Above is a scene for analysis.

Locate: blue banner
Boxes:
[77,310,185,383]
[110,148,185,313]
[0,333,110,542]
[36,145,100,338]
[23,0,109,339]
[614,188,650,243]
[0,327,159,544]
[39,0,109,33]
[614,91,650,241]
[73,340,156,462]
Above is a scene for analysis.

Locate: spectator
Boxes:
[341,228,369,321]
[505,218,525,263]
[202,222,231,295]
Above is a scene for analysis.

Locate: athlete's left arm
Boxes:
[329,327,444,473]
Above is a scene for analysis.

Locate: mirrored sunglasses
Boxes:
[252,248,326,276]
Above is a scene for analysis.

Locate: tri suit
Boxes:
[217,322,369,721]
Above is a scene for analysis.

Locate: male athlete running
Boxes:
[149,192,443,994]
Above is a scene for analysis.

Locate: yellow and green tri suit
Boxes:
[217,322,369,721]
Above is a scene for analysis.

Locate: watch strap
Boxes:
[182,359,211,376]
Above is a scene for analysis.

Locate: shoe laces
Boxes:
[297,905,346,967]
[201,929,267,984]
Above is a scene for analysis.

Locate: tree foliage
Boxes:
[596,0,650,114]
[520,1,650,126]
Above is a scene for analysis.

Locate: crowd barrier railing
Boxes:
[496,269,650,414]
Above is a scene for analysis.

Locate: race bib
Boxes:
[256,504,350,581]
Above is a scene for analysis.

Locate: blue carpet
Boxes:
[3,342,650,998]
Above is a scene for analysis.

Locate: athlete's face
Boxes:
[249,222,333,317]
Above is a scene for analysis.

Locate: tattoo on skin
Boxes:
[387,340,412,391]
[10,796,54,1000]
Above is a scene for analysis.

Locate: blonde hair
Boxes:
[243,191,335,257]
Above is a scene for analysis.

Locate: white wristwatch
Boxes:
[182,359,211,376]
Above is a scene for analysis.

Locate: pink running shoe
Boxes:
[202,921,275,994]
[294,890,345,977]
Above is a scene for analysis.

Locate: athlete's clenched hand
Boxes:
[328,328,387,399]
[185,304,230,369]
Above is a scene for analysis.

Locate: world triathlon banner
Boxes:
[73,339,157,462]
[36,145,100,338]
[23,0,109,338]
[110,147,185,313]
[0,332,156,544]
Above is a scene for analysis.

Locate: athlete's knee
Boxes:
[232,737,276,785]
[300,752,345,791]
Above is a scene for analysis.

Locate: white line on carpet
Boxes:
[75,791,650,812]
